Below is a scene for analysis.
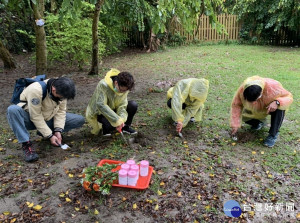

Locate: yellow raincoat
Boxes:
[86,69,129,135]
[167,78,209,127]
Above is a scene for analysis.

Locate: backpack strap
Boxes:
[39,81,47,101]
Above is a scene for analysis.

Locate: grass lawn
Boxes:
[0,44,299,222]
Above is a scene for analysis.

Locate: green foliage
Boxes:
[233,0,300,43]
[167,32,187,46]
[46,3,106,69]
[0,2,34,53]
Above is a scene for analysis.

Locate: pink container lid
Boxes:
[126,160,136,165]
[119,169,128,177]
[121,163,130,171]
[130,164,139,171]
[140,160,149,167]
[128,170,137,178]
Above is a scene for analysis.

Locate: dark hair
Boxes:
[117,72,135,91]
[53,77,76,99]
[243,85,262,102]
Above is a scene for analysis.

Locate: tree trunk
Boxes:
[147,29,160,52]
[88,0,104,76]
[31,0,47,75]
[0,40,16,69]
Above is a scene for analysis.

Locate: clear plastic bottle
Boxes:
[130,164,139,184]
[140,160,149,177]
[127,170,137,186]
[118,169,128,185]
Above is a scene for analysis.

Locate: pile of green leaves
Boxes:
[81,163,118,195]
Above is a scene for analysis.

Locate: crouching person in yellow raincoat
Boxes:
[86,69,138,136]
[167,78,209,134]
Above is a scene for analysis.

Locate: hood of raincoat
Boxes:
[104,68,124,95]
[243,76,265,91]
[189,79,209,103]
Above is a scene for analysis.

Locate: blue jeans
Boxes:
[7,105,85,143]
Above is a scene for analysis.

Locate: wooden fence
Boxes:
[123,14,300,47]
[169,14,241,42]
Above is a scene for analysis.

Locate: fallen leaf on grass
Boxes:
[249,211,255,217]
[296,213,300,219]
[261,151,264,154]
[27,179,33,183]
[122,197,127,201]
[94,209,99,215]
[160,182,165,186]
[154,204,159,210]
[157,170,164,175]
[66,198,72,202]
[132,203,137,210]
[33,205,43,211]
[59,193,65,197]
[26,202,34,208]
[75,207,79,211]
[252,151,256,155]
[10,218,17,223]
[267,174,273,178]
[197,194,201,200]
[177,192,182,197]
[3,211,10,215]
[205,205,210,210]
[12,139,18,143]
[68,174,74,178]
[157,190,162,196]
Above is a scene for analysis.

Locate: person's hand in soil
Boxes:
[176,121,183,133]
[116,123,125,133]
[50,134,61,146]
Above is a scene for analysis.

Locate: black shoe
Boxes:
[122,126,137,135]
[102,128,112,137]
[251,122,264,131]
[22,141,39,162]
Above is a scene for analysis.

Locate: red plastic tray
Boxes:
[97,159,153,190]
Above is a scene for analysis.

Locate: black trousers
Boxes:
[167,98,186,109]
[245,109,285,137]
[97,100,138,132]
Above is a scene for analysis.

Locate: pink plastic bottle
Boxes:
[118,169,128,185]
[140,160,149,176]
[121,163,130,171]
[127,170,137,186]
[130,164,139,183]
[126,160,136,166]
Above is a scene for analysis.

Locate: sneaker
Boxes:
[22,141,39,162]
[190,117,195,123]
[263,133,279,148]
[122,126,137,135]
[102,128,112,137]
[251,122,264,131]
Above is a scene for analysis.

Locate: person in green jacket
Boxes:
[86,69,137,136]
[167,78,209,134]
